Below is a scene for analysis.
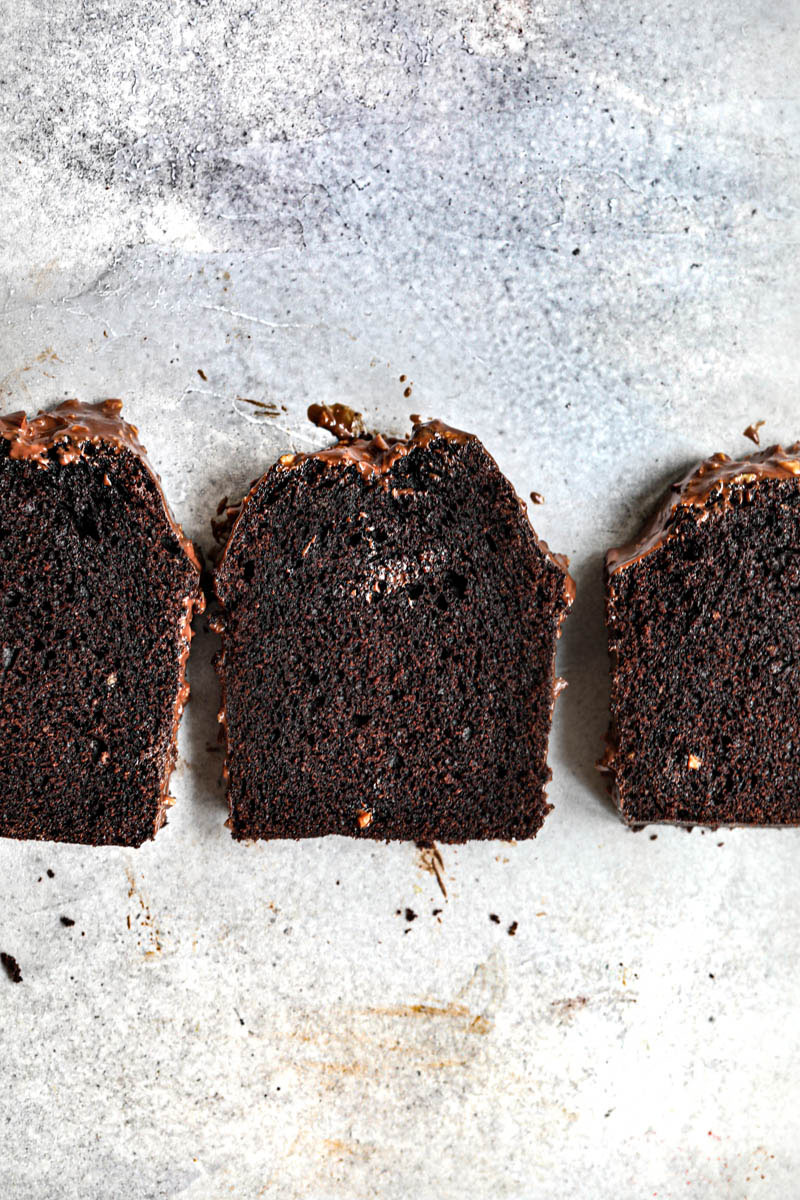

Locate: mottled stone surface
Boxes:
[0,1,799,1197]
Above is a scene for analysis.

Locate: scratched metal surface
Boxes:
[1,2,799,1197]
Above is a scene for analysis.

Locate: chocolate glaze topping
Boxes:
[278,413,472,482]
[0,399,201,573]
[216,406,575,614]
[606,445,800,576]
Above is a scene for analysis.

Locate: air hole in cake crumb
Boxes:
[435,594,449,612]
[348,532,361,547]
[242,561,255,582]
[485,532,497,553]
[75,513,100,542]
[446,571,467,599]
[407,583,424,601]
[353,714,369,728]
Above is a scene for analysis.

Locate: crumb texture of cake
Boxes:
[214,414,573,843]
[0,400,203,847]
[603,444,800,827]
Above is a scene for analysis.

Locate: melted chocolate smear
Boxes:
[307,403,365,440]
[1,952,22,983]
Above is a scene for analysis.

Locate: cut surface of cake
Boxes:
[602,445,800,827]
[214,411,573,842]
[0,399,203,846]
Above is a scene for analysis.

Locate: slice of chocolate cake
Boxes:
[602,445,800,827]
[0,400,203,846]
[214,410,574,842]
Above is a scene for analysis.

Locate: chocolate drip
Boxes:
[607,445,800,576]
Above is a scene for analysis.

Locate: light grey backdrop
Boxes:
[1,1,799,1197]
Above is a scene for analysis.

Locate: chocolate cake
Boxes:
[214,409,574,842]
[602,445,800,826]
[0,400,203,846]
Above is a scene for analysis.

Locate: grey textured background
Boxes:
[1,1,799,1197]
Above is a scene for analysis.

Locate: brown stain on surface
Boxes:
[416,842,447,897]
[124,866,164,956]
[0,347,62,404]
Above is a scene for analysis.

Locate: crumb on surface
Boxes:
[743,420,765,445]
[60,916,75,927]
[489,913,500,924]
[1,952,22,983]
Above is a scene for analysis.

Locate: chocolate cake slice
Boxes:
[214,411,573,842]
[602,445,800,827]
[0,400,203,846]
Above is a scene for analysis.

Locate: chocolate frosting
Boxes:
[0,399,201,573]
[277,415,473,481]
[217,406,575,607]
[606,444,800,576]
[0,399,144,468]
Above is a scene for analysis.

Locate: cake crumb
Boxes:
[46,869,55,878]
[489,913,500,924]
[1,952,22,983]
[404,908,417,922]
[356,809,372,829]
[507,921,518,936]
[60,916,75,928]
[529,491,545,504]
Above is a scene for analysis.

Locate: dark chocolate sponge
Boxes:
[602,445,800,827]
[0,400,203,846]
[214,415,573,842]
